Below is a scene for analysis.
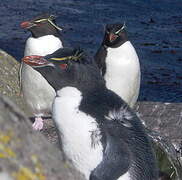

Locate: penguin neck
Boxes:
[58,63,106,96]
[104,39,127,48]
[47,62,110,121]
[24,35,63,56]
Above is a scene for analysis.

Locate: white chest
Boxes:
[104,41,141,107]
[53,87,103,179]
[21,35,62,115]
[118,171,131,180]
[24,35,63,56]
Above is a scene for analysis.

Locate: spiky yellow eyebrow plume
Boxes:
[34,15,62,31]
[50,51,84,62]
[50,56,73,61]
[115,22,126,34]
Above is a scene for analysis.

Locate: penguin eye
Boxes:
[106,30,110,34]
[59,64,68,70]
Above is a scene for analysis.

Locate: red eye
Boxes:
[36,23,44,26]
[59,64,67,70]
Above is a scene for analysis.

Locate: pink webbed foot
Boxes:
[32,117,44,130]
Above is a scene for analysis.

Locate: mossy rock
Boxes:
[0,49,30,115]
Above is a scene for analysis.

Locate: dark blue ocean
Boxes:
[0,0,181,102]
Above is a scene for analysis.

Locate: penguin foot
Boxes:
[32,117,44,130]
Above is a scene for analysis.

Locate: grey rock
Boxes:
[0,94,85,180]
[135,102,182,179]
[135,102,182,148]
[0,49,30,115]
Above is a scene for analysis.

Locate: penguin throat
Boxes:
[104,38,128,48]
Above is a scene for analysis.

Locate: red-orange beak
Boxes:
[109,33,117,42]
[22,55,49,67]
[20,21,35,29]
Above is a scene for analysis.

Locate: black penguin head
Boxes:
[103,23,128,48]
[20,13,62,38]
[22,48,102,91]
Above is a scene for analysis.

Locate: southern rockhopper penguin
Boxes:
[95,23,141,108]
[22,48,158,180]
[20,13,63,130]
[22,48,157,179]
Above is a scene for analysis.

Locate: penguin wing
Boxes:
[90,107,134,180]
[90,131,131,180]
[94,46,107,76]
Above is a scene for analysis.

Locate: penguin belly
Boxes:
[21,63,56,116]
[104,41,140,108]
[53,87,103,179]
[21,35,62,116]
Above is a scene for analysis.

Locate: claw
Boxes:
[32,117,44,130]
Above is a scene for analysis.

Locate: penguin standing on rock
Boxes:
[95,23,140,108]
[22,48,158,180]
[20,14,63,130]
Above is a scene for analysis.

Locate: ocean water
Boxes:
[0,0,181,102]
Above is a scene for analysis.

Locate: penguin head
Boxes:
[103,23,128,48]
[20,13,62,38]
[21,48,99,91]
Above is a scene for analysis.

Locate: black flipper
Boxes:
[94,46,107,76]
[90,107,133,180]
[90,132,131,180]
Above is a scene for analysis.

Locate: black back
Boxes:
[31,47,158,180]
[26,13,61,38]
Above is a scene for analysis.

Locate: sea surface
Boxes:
[0,0,181,102]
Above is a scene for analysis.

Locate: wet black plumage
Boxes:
[24,47,158,180]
